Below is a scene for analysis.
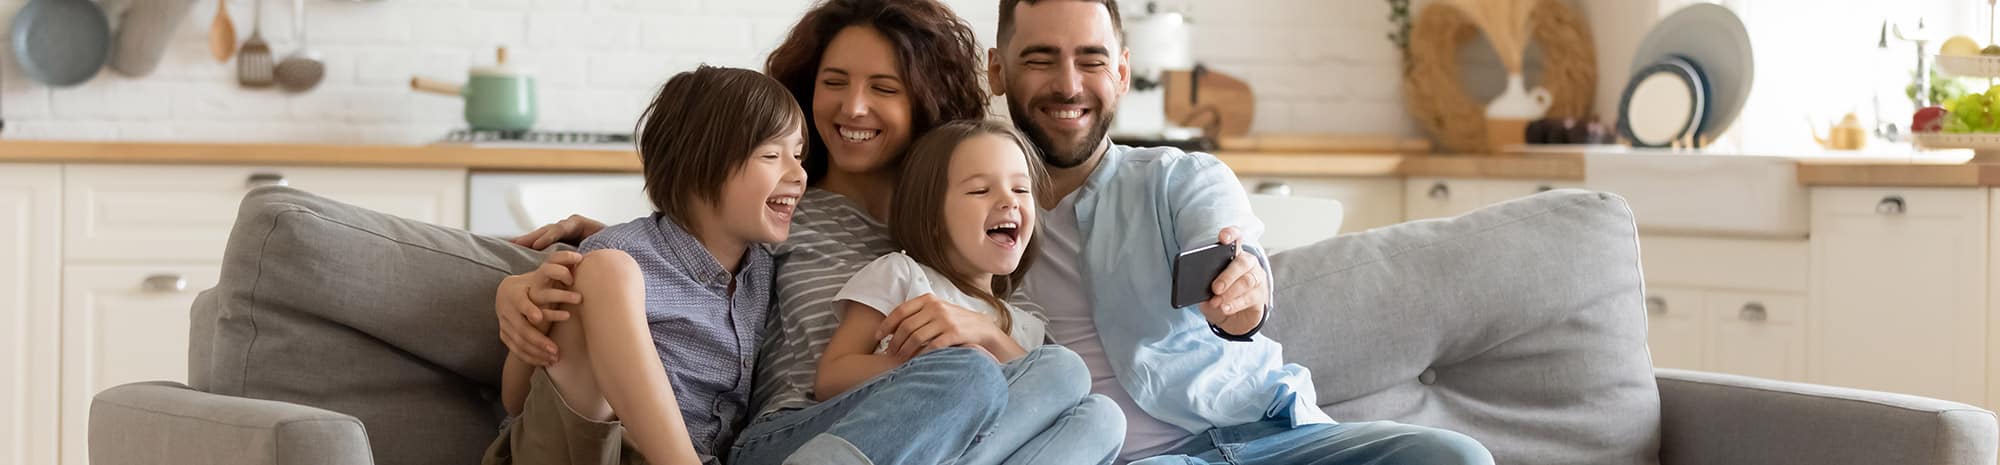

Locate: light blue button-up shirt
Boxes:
[1065,144,1333,434]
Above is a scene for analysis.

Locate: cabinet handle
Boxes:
[1427,182,1450,200]
[1875,195,1905,215]
[1254,181,1292,197]
[1535,184,1554,193]
[142,274,188,293]
[246,172,289,189]
[1738,302,1768,322]
[1645,296,1666,315]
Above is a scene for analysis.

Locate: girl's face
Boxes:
[713,124,809,245]
[940,134,1036,277]
[813,26,915,178]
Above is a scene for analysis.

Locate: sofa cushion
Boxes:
[191,186,550,465]
[1269,190,1660,465]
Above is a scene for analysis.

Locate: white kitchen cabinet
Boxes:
[1809,187,1989,406]
[0,164,62,465]
[1239,175,1402,232]
[1403,178,1581,221]
[64,165,467,263]
[1644,286,1706,371]
[59,264,220,465]
[1706,291,1806,382]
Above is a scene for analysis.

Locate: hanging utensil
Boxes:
[10,0,112,87]
[209,0,236,62]
[273,0,324,92]
[237,0,273,87]
[109,0,199,77]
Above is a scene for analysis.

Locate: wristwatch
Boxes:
[1210,307,1267,342]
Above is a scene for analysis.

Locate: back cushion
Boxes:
[191,187,550,465]
[1268,190,1660,465]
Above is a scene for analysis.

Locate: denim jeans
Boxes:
[1126,418,1493,465]
[729,348,1006,465]
[957,345,1124,465]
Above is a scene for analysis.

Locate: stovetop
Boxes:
[440,130,635,148]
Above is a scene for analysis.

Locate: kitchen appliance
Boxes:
[1113,2,1204,143]
[10,0,111,87]
[414,47,538,132]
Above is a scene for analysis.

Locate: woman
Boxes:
[492,1,1124,464]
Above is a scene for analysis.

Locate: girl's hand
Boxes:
[512,215,608,250]
[877,294,1023,361]
[496,251,584,366]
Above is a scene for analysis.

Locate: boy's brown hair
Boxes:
[890,119,1050,335]
[634,65,806,232]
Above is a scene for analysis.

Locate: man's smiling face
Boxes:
[990,0,1130,169]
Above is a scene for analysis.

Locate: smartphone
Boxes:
[1171,242,1238,308]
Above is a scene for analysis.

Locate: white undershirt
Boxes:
[1027,192,1195,462]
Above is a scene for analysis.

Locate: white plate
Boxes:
[1632,4,1752,140]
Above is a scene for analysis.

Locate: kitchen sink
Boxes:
[1582,148,1808,238]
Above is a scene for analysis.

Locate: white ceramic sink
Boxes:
[1582,149,1809,238]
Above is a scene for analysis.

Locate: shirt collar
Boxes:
[653,214,735,287]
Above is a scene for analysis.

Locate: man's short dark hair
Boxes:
[996,0,1124,48]
[633,65,804,232]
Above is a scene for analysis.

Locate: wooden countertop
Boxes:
[6,139,1998,187]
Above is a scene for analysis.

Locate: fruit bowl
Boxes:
[1911,132,2000,161]
[1936,54,2000,78]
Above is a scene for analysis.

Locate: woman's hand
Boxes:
[876,294,1026,362]
[511,215,608,250]
[496,251,584,366]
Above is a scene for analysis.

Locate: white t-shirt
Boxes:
[1026,193,1195,462]
[833,252,1045,353]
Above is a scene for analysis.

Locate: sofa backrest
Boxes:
[190,187,549,465]
[1268,190,1661,465]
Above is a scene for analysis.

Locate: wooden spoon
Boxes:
[209,0,235,63]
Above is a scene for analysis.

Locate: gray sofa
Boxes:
[89,187,1998,465]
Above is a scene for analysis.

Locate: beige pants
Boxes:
[483,369,650,465]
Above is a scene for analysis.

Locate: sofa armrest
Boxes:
[91,381,374,465]
[1657,369,1997,465]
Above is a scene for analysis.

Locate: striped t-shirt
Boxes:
[751,188,898,416]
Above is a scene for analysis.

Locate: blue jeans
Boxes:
[729,346,1123,465]
[958,345,1124,465]
[1127,418,1493,465]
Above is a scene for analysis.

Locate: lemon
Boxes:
[1943,35,1983,56]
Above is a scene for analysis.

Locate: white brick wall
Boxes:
[0,0,1420,144]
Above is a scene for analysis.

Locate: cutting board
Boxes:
[1164,68,1254,138]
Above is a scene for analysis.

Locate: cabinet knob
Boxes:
[1427,182,1451,200]
[1738,302,1768,322]
[1535,184,1554,193]
[1875,195,1905,215]
[142,274,188,293]
[1254,182,1292,197]
[247,172,289,189]
[1645,296,1667,315]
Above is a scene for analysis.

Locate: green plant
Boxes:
[1387,0,1412,73]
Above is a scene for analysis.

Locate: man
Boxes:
[988,1,1495,463]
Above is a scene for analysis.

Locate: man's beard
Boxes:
[1008,93,1114,170]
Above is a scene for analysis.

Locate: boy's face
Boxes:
[989,0,1130,170]
[942,134,1036,277]
[716,124,809,244]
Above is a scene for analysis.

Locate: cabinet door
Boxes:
[1240,175,1403,232]
[1645,286,1706,371]
[1809,188,1988,406]
[0,164,61,465]
[59,265,220,465]
[1404,178,1486,221]
[1706,291,1806,381]
[64,165,466,263]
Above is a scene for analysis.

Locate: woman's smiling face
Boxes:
[812,25,915,178]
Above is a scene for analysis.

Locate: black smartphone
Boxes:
[1171,242,1238,308]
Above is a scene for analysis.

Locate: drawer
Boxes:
[1639,235,1810,292]
[60,263,220,465]
[1239,175,1402,232]
[1811,187,1986,219]
[1404,177,1487,220]
[64,165,466,263]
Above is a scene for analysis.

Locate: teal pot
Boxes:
[410,47,536,132]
